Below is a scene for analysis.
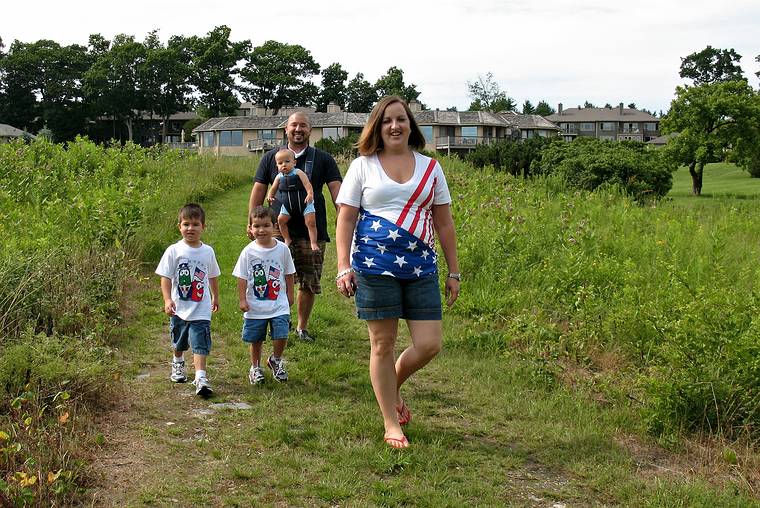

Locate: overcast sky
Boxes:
[3,0,759,114]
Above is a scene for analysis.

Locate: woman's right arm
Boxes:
[336,204,359,296]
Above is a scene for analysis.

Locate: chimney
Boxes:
[558,103,563,115]
[326,102,342,113]
[254,104,267,117]
[619,102,624,115]
[408,100,422,113]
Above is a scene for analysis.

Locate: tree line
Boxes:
[0,26,424,142]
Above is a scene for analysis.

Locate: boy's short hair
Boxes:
[179,203,206,224]
[249,205,277,225]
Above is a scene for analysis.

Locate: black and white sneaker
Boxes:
[267,355,288,382]
[296,329,315,342]
[248,366,265,385]
[193,376,213,397]
[170,361,187,383]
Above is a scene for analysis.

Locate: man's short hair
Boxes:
[179,203,205,224]
[249,205,277,225]
[287,111,311,128]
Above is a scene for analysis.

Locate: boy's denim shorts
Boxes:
[170,316,211,355]
[354,273,442,321]
[241,314,290,343]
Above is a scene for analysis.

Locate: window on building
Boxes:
[219,130,243,146]
[600,122,615,131]
[645,122,657,131]
[202,132,214,147]
[420,125,433,143]
[323,127,340,140]
[599,135,616,141]
[261,129,276,140]
[461,126,477,138]
[580,123,594,132]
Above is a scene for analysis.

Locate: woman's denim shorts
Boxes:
[354,273,442,321]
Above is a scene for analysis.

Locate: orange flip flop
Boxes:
[396,401,412,426]
[384,435,410,449]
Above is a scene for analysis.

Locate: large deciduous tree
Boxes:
[316,62,348,112]
[467,72,515,112]
[84,34,147,141]
[0,39,90,140]
[345,72,376,112]
[679,46,744,85]
[241,40,319,115]
[534,100,555,117]
[374,66,420,103]
[661,80,760,194]
[187,26,250,117]
[141,31,193,143]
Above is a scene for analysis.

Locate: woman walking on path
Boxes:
[335,96,460,449]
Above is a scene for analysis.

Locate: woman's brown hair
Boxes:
[356,95,426,156]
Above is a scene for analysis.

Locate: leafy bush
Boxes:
[315,133,359,163]
[534,137,677,200]
[466,136,559,176]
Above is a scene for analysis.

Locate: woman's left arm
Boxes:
[432,203,460,306]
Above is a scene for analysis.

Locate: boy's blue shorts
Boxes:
[170,316,211,355]
[241,315,290,343]
[279,202,315,216]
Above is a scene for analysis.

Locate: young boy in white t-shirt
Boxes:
[156,203,221,397]
[233,206,296,384]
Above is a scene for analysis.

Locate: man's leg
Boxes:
[296,288,315,332]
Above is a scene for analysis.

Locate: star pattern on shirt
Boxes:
[421,250,430,260]
[360,235,371,243]
[363,257,375,268]
[387,229,401,241]
[412,266,422,277]
[407,241,418,252]
[393,255,407,267]
[370,220,382,232]
[376,244,387,255]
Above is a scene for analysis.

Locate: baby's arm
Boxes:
[237,277,249,312]
[267,176,280,204]
[160,277,175,315]
[297,171,314,203]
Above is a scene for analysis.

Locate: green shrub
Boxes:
[535,137,677,200]
[466,136,559,176]
[315,133,359,162]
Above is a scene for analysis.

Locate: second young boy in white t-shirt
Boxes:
[233,206,296,384]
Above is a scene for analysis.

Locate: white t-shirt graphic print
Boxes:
[232,240,295,319]
[156,240,221,321]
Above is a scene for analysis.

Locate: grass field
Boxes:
[669,162,760,198]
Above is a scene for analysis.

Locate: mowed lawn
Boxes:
[669,162,760,198]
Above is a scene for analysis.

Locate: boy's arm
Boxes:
[267,176,280,203]
[237,277,250,312]
[285,274,295,306]
[298,171,314,203]
[160,277,175,316]
[210,277,220,312]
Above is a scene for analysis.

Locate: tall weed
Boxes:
[444,157,760,439]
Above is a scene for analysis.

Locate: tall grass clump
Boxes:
[0,137,253,503]
[442,155,760,440]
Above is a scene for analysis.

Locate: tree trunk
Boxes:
[125,118,133,142]
[688,161,703,196]
[162,115,169,144]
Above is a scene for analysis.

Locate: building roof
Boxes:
[546,107,659,123]
[414,110,513,126]
[498,111,560,131]
[0,123,34,138]
[647,132,678,145]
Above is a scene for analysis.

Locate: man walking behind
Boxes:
[249,112,342,342]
